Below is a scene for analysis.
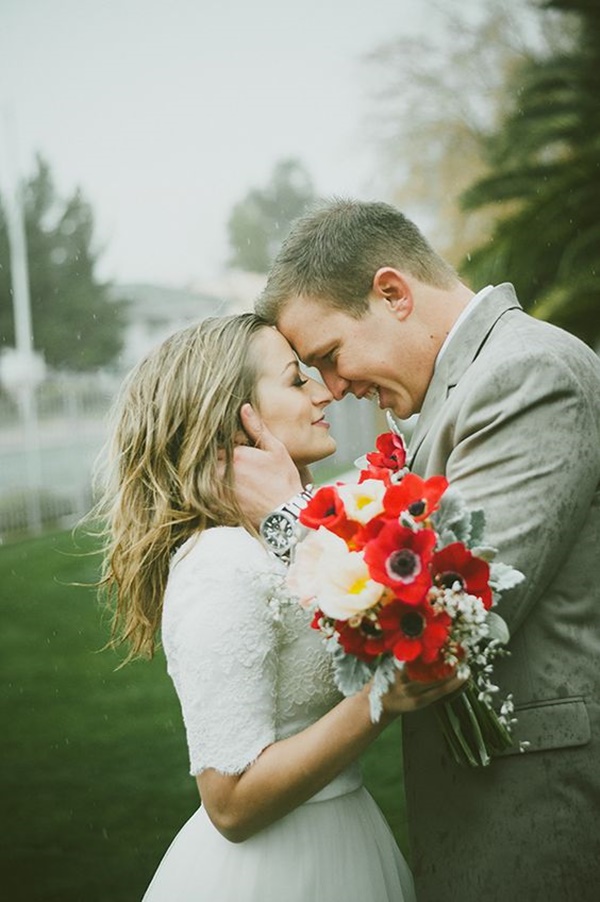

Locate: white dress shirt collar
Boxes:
[434,284,495,371]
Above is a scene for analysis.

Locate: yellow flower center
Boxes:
[348,575,369,595]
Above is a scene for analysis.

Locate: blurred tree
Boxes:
[461,0,600,346]
[0,155,127,371]
[363,0,562,267]
[227,158,317,273]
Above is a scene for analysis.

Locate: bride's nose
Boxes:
[310,378,334,405]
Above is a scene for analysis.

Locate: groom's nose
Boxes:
[321,370,349,400]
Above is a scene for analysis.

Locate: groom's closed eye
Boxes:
[302,343,333,368]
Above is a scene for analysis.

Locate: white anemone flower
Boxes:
[287,526,384,620]
[336,479,386,525]
[286,527,337,609]
[318,551,384,621]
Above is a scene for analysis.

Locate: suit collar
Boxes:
[407,283,522,465]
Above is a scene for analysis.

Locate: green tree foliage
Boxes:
[461,0,600,346]
[227,159,317,273]
[0,155,127,370]
[364,0,551,267]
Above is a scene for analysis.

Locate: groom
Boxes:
[233,199,600,901]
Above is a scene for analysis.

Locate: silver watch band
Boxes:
[279,484,314,521]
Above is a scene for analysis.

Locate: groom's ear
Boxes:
[372,267,413,320]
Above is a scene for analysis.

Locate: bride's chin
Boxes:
[294,443,337,468]
[313,442,338,465]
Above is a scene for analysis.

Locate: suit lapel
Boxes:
[407,283,522,467]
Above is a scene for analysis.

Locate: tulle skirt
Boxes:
[142,786,415,902]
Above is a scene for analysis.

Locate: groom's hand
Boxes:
[230,404,303,527]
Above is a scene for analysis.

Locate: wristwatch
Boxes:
[259,486,314,560]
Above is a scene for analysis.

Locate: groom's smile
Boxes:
[276,293,431,420]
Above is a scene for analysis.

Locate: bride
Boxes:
[97,313,460,901]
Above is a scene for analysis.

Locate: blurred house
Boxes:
[111,283,229,371]
[197,271,267,316]
[111,272,267,371]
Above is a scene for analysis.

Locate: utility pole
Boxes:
[0,107,45,534]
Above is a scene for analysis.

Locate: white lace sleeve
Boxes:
[161,527,282,776]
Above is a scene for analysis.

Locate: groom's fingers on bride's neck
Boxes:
[241,404,288,461]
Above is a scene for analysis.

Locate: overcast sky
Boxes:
[2,0,460,288]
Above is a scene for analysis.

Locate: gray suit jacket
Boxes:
[402,284,600,900]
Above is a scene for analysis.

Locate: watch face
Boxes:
[261,512,295,553]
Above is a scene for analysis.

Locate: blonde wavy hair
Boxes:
[94,313,269,662]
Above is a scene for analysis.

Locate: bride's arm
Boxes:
[168,527,463,844]
[197,670,462,843]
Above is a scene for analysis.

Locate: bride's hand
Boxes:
[229,404,303,526]
[379,667,467,718]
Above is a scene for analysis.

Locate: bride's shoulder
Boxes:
[170,526,270,574]
[163,527,283,634]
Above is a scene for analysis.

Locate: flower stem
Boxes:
[434,679,514,768]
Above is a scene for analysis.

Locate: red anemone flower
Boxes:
[299,485,358,544]
[383,473,448,522]
[363,521,436,603]
[365,431,407,472]
[334,615,387,662]
[431,542,492,609]
[358,464,394,485]
[352,514,389,552]
[378,598,451,666]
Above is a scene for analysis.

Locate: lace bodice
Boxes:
[162,527,343,776]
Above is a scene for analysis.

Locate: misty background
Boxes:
[5,0,592,539]
[2,0,439,286]
[1,1,599,899]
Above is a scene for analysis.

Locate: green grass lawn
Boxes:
[0,530,409,901]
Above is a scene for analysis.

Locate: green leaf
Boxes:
[468,508,487,549]
[431,487,472,546]
[490,561,526,593]
[332,648,373,698]
[368,657,398,722]
[486,611,511,645]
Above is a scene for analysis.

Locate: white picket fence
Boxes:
[0,374,387,542]
[0,373,117,540]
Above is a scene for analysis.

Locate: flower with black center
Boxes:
[379,598,451,666]
[299,484,358,543]
[431,542,492,609]
[334,612,388,662]
[363,520,436,603]
[383,473,448,522]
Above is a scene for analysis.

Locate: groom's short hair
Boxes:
[256,198,457,322]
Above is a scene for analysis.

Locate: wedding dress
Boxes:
[142,526,415,902]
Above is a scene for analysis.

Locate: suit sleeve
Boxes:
[446,346,600,633]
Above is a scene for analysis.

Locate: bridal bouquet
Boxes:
[287,429,525,768]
